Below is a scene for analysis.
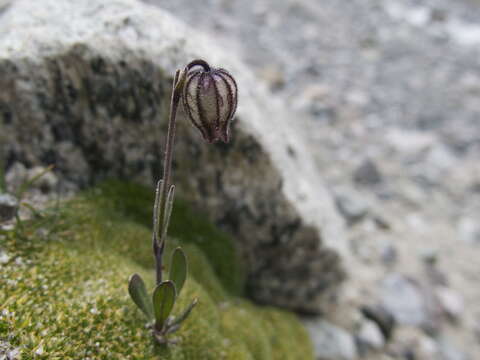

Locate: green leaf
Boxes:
[128,274,154,320]
[160,184,175,242]
[169,298,198,330]
[169,247,187,296]
[153,180,164,244]
[153,280,176,329]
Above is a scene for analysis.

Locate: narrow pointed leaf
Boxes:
[169,298,198,329]
[160,184,175,242]
[169,247,187,296]
[128,274,154,320]
[153,180,164,244]
[153,280,176,329]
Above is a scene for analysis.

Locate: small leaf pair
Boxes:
[128,247,197,343]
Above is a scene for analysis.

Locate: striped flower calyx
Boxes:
[182,60,238,143]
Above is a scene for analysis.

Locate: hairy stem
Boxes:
[154,69,185,285]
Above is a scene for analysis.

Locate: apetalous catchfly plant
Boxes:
[128,59,238,345]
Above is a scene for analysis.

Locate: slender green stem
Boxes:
[154,69,183,285]
[159,71,181,230]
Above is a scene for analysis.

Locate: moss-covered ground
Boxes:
[0,180,314,359]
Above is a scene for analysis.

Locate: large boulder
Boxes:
[0,0,346,313]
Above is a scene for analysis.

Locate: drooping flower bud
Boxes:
[182,60,238,143]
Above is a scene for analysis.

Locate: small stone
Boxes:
[436,338,471,360]
[357,319,385,351]
[300,84,331,103]
[380,273,429,327]
[457,217,480,245]
[305,320,358,360]
[334,188,369,225]
[417,334,440,360]
[353,159,382,186]
[435,286,464,321]
[385,128,435,156]
[426,145,457,172]
[389,327,439,360]
[361,304,396,340]
[0,193,18,222]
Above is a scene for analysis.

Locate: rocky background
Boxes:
[144,0,480,359]
[1,0,479,359]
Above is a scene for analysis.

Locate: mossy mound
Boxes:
[0,181,314,359]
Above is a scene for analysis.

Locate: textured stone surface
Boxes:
[305,320,358,360]
[380,274,430,327]
[0,0,346,312]
[357,319,385,351]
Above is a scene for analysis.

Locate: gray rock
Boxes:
[380,273,430,328]
[437,339,471,360]
[388,327,439,360]
[457,217,480,245]
[435,286,464,321]
[356,319,385,351]
[353,159,383,186]
[334,188,369,225]
[417,335,441,360]
[0,193,17,222]
[361,304,396,340]
[0,0,346,313]
[425,145,457,173]
[305,320,358,360]
[384,128,436,157]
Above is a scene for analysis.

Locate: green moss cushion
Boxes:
[0,181,314,359]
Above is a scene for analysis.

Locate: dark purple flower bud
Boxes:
[182,60,238,143]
